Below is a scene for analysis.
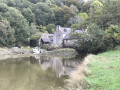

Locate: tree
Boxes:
[0,19,15,47]
[46,24,55,33]
[89,0,103,18]
[22,8,35,24]
[102,0,120,28]
[5,7,30,46]
[104,25,120,48]
[33,2,51,25]
[38,25,48,33]
[0,3,8,13]
[76,23,106,52]
[63,0,79,7]
[55,6,75,26]
[29,22,39,35]
[68,13,88,29]
[70,4,78,13]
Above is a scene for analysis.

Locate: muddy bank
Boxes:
[64,54,92,90]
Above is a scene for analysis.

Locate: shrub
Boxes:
[70,23,107,53]
[104,25,120,49]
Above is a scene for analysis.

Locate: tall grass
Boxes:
[46,55,92,90]
[64,54,92,90]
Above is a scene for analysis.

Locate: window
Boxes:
[64,29,67,32]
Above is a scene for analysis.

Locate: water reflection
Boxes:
[0,54,85,90]
[35,55,84,78]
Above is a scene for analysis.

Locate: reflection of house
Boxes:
[39,25,85,47]
[35,55,81,78]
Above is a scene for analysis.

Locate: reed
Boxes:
[64,54,92,90]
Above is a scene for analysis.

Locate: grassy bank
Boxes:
[86,50,120,90]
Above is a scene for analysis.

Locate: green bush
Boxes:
[70,23,107,53]
[31,32,43,40]
[104,25,120,49]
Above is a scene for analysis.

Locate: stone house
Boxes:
[39,25,85,47]
[53,25,71,45]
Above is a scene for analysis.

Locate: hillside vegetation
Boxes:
[0,0,119,51]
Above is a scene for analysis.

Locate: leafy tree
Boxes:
[68,13,88,29]
[102,0,120,28]
[89,0,103,20]
[22,8,35,24]
[38,25,48,33]
[55,6,75,26]
[46,24,55,33]
[70,4,79,13]
[31,32,43,40]
[33,2,51,25]
[29,22,39,35]
[104,25,120,48]
[5,7,30,46]
[0,19,15,47]
[72,23,106,52]
[63,0,79,7]
[28,0,43,4]
[7,0,16,7]
[0,3,8,13]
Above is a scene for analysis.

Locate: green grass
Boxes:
[86,50,120,90]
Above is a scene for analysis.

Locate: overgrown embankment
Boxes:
[86,50,120,90]
[64,55,92,90]
[41,48,78,58]
[64,50,120,90]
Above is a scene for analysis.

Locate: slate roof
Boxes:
[64,34,70,40]
[41,34,53,43]
[46,34,54,37]
[41,38,51,42]
[74,30,84,34]
[59,26,71,34]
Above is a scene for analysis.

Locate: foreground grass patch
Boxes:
[86,50,120,90]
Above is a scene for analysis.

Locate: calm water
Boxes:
[0,54,85,90]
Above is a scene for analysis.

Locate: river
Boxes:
[0,54,86,90]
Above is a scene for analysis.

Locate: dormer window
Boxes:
[64,29,67,32]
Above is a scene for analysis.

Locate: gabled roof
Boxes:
[64,34,70,40]
[41,34,53,43]
[46,34,54,37]
[59,26,71,34]
[41,38,51,42]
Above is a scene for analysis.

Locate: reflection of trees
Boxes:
[0,55,85,90]
[0,57,64,90]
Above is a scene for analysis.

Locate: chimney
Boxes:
[56,25,60,31]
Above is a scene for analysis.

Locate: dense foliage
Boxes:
[69,0,120,52]
[0,0,119,50]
